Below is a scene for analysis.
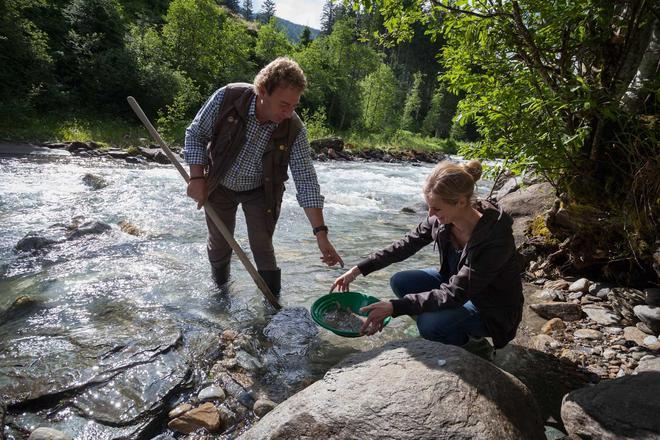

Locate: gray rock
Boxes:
[530,302,583,321]
[568,278,590,293]
[497,182,556,247]
[561,372,660,439]
[495,177,520,200]
[235,350,263,372]
[82,173,108,190]
[240,340,545,440]
[28,428,73,440]
[604,327,623,335]
[66,221,112,239]
[253,398,277,417]
[633,305,660,333]
[567,291,583,301]
[574,329,603,340]
[623,326,648,346]
[582,305,620,325]
[634,357,660,374]
[150,435,176,440]
[596,287,612,299]
[198,385,226,402]
[636,321,654,334]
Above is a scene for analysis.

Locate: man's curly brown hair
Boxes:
[253,57,307,95]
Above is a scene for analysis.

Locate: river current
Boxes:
[0,153,489,438]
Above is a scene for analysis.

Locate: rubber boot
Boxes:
[211,263,231,288]
[461,336,495,362]
[258,268,281,298]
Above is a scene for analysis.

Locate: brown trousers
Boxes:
[205,185,278,271]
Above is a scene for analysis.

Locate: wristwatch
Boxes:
[313,225,329,236]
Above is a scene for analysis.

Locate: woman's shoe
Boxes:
[461,336,495,361]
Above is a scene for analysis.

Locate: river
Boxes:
[0,152,490,439]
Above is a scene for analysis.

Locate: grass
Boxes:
[1,112,464,155]
[0,112,156,149]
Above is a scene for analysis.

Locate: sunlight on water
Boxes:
[0,155,491,400]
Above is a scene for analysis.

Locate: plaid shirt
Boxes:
[183,87,324,209]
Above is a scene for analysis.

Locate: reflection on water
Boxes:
[0,155,490,437]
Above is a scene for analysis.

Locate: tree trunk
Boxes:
[620,18,659,112]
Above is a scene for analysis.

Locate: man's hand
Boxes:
[359,301,393,335]
[186,179,207,209]
[316,232,344,267]
[330,266,361,292]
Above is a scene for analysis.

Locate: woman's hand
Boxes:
[359,301,393,335]
[330,266,361,292]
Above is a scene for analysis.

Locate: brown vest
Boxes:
[206,83,303,225]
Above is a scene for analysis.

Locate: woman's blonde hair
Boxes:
[253,57,307,95]
[423,160,482,204]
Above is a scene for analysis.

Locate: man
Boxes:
[184,57,343,296]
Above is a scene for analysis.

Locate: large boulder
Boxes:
[309,137,344,153]
[561,371,660,439]
[240,340,545,440]
[498,182,556,247]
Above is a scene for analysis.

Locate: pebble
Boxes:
[545,280,570,290]
[569,278,590,293]
[604,327,623,335]
[28,428,73,440]
[541,318,566,334]
[253,398,277,417]
[603,348,616,359]
[568,291,584,301]
[574,329,603,340]
[636,321,654,335]
[623,326,647,346]
[168,402,222,434]
[198,385,226,402]
[582,305,620,325]
[633,305,660,333]
[642,335,660,350]
[168,403,192,419]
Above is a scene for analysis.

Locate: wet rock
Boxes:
[217,406,237,427]
[574,329,603,340]
[310,137,344,153]
[561,372,660,439]
[198,385,226,402]
[118,220,143,236]
[28,428,73,440]
[235,350,262,372]
[241,340,545,440]
[168,403,192,419]
[82,173,108,190]
[150,435,176,440]
[168,402,222,434]
[400,206,416,214]
[623,326,648,346]
[106,149,129,159]
[646,288,660,307]
[15,225,68,252]
[530,302,583,321]
[253,398,277,417]
[633,305,660,333]
[582,305,620,325]
[138,147,171,164]
[541,318,566,334]
[568,278,590,293]
[221,329,238,342]
[66,220,112,239]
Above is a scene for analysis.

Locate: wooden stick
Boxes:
[127,96,282,310]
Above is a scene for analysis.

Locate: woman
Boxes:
[331,160,523,359]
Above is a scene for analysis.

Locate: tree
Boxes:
[220,0,240,13]
[422,84,458,138]
[163,0,254,95]
[320,0,348,35]
[360,63,400,131]
[258,0,275,23]
[299,26,312,48]
[358,0,659,283]
[241,0,252,20]
[255,17,292,64]
[400,71,424,131]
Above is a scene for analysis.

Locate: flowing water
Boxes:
[0,152,490,439]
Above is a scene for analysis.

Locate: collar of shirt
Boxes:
[249,95,277,129]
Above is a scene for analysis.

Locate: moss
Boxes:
[126,146,140,156]
[530,215,552,238]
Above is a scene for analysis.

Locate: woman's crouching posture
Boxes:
[331,160,523,360]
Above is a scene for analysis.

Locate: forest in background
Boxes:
[1,0,658,285]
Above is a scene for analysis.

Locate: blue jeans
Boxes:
[390,268,489,345]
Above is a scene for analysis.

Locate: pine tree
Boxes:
[400,72,424,132]
[259,0,275,23]
[221,0,240,12]
[299,26,312,47]
[241,0,252,20]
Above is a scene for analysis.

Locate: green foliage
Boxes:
[299,26,312,48]
[162,0,254,95]
[0,0,54,116]
[258,0,275,23]
[255,18,292,64]
[400,71,424,131]
[156,74,203,144]
[422,84,458,138]
[300,107,332,140]
[241,0,252,20]
[360,63,400,131]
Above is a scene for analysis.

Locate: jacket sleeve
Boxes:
[357,217,435,276]
[390,237,513,317]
